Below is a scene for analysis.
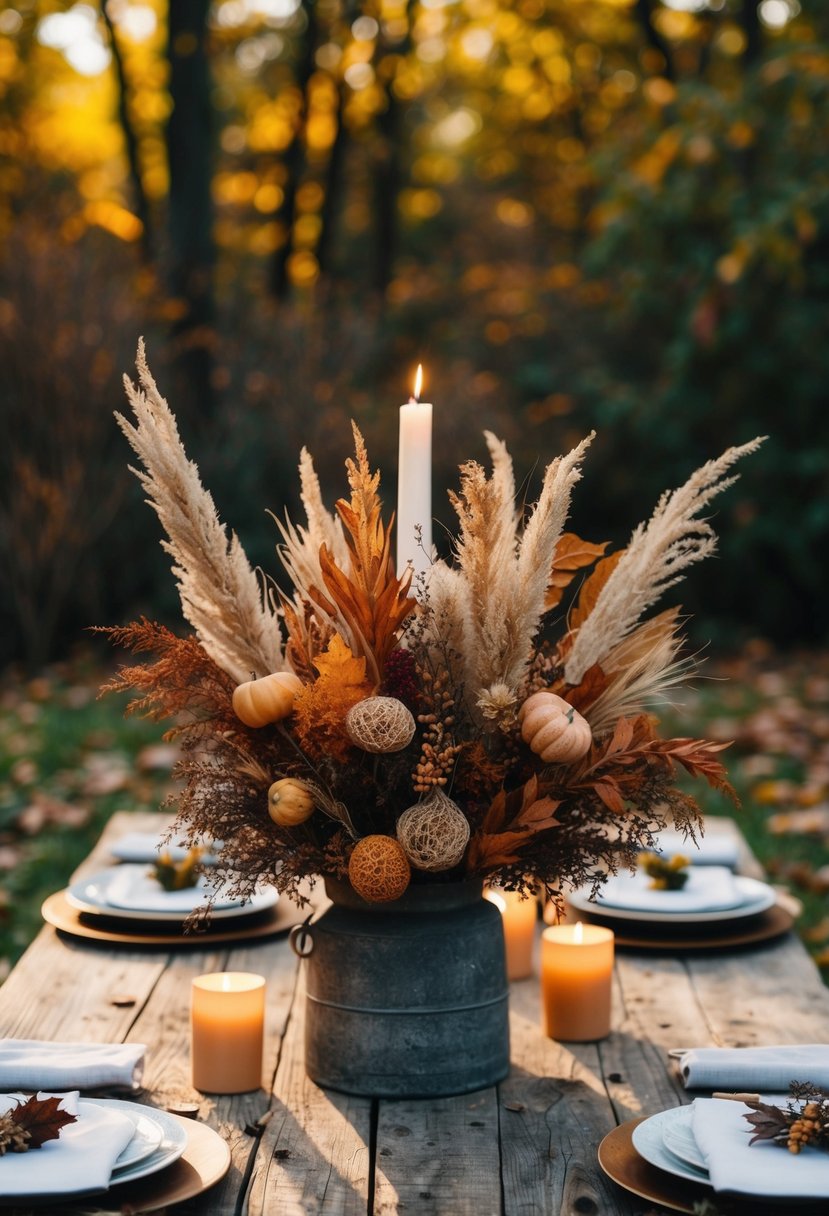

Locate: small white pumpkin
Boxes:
[232,671,303,728]
[519,691,592,764]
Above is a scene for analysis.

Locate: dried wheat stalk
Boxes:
[564,436,766,685]
[117,340,283,683]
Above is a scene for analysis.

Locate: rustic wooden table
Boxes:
[2,810,829,1215]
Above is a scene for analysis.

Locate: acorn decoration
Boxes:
[232,671,303,728]
[396,789,470,872]
[345,696,416,754]
[519,691,592,764]
[267,777,315,827]
[348,834,411,902]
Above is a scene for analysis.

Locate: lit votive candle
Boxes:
[191,971,266,1093]
[540,922,614,1042]
[485,889,537,980]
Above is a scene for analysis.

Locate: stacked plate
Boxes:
[629,1099,829,1205]
[566,865,786,950]
[85,1098,188,1188]
[65,864,278,926]
[0,1096,191,1203]
[569,867,776,925]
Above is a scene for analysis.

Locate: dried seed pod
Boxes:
[345,696,416,754]
[396,789,470,872]
[348,834,411,902]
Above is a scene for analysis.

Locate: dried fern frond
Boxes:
[310,424,416,685]
[564,436,765,684]
[97,618,236,725]
[118,340,282,683]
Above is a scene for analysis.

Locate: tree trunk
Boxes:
[101,4,153,262]
[270,0,319,299]
[634,0,676,81]
[165,0,215,422]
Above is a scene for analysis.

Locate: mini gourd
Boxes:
[519,691,592,764]
[232,671,303,728]
[268,778,315,826]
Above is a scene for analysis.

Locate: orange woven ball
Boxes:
[348,835,411,903]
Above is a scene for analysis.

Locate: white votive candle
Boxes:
[541,922,614,1042]
[191,971,266,1093]
[485,888,537,980]
[396,363,432,581]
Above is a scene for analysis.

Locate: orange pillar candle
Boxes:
[540,922,614,1041]
[485,889,537,980]
[191,972,266,1093]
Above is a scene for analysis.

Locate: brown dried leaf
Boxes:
[568,549,625,632]
[10,1095,77,1149]
[743,1101,789,1146]
[553,663,610,714]
[545,533,609,611]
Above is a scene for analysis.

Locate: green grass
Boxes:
[0,654,176,972]
[1,647,828,983]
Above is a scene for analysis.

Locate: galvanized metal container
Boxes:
[290,878,510,1098]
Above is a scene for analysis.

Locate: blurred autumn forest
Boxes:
[1,0,828,670]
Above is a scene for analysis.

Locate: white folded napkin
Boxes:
[692,1096,829,1197]
[103,865,241,913]
[0,1091,136,1197]
[0,1040,145,1091]
[650,828,740,869]
[678,1044,829,1091]
[109,832,219,864]
[597,865,742,913]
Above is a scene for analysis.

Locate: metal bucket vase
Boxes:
[290,878,510,1098]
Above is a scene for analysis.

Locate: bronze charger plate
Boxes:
[573,902,794,951]
[598,1116,827,1214]
[42,888,307,947]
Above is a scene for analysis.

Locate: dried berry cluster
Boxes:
[744,1084,829,1155]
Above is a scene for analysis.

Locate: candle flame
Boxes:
[413,363,423,402]
[485,890,507,914]
[573,921,584,944]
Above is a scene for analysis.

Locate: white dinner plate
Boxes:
[84,1098,188,1186]
[108,1101,164,1168]
[66,865,278,922]
[632,1107,711,1186]
[567,875,776,924]
[660,1102,707,1172]
[103,865,243,914]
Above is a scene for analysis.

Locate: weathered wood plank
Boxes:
[247,965,372,1216]
[374,1086,501,1216]
[686,934,829,1047]
[500,974,637,1216]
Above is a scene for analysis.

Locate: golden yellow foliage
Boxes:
[293,634,373,762]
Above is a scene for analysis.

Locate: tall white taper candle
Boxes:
[396,364,432,581]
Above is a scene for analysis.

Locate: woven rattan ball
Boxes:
[348,834,411,902]
[396,789,471,872]
[345,696,416,754]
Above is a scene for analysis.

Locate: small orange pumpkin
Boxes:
[519,691,592,764]
[232,671,303,728]
[267,778,315,827]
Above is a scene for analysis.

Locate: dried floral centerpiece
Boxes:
[102,343,762,912]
